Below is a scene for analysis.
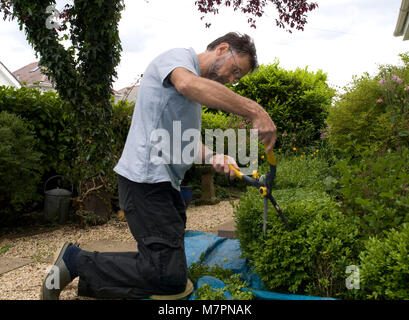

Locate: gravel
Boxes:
[0,200,237,300]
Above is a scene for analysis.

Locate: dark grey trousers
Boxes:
[76,175,188,299]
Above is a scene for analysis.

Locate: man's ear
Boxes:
[215,42,230,57]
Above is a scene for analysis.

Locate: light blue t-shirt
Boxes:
[114,47,202,190]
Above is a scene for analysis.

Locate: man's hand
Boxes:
[251,108,277,153]
[210,154,240,180]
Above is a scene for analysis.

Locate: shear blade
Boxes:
[263,197,268,237]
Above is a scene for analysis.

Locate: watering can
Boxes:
[44,175,73,223]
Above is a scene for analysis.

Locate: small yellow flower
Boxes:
[293,147,296,151]
[316,149,319,153]
[261,155,265,159]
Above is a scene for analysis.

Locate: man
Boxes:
[41,32,277,300]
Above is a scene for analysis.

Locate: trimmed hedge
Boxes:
[0,86,73,175]
[234,186,360,298]
[0,111,43,224]
[228,62,335,149]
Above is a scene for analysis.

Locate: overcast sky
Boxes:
[0,0,408,92]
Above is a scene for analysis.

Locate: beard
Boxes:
[206,56,230,85]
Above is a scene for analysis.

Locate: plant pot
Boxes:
[82,190,112,221]
[180,186,193,206]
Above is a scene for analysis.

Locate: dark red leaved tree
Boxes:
[194,0,318,31]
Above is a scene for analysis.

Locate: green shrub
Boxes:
[268,155,332,191]
[234,187,360,298]
[0,86,73,175]
[111,99,134,161]
[201,107,230,134]
[359,223,409,299]
[0,111,43,224]
[335,147,409,237]
[327,53,409,155]
[228,62,335,149]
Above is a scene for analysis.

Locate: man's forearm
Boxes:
[177,71,264,120]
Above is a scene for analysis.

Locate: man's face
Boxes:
[207,48,252,85]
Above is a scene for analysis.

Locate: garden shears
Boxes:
[227,147,290,235]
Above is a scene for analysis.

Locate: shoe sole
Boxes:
[40,242,71,300]
[148,279,194,300]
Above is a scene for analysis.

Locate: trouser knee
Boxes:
[144,238,187,293]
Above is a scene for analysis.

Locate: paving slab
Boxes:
[217,219,236,239]
[0,257,32,275]
[81,240,138,253]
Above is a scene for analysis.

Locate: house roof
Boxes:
[394,0,409,40]
[0,61,21,88]
[115,84,139,102]
[12,61,52,85]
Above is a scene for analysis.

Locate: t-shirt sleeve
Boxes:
[154,48,199,88]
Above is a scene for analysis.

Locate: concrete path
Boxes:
[81,240,138,253]
[0,257,32,275]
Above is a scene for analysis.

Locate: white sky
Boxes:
[0,0,408,92]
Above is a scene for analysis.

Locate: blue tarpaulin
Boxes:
[184,230,336,300]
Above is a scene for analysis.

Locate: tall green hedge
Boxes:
[228,62,335,149]
[0,111,43,224]
[0,86,135,224]
[0,86,74,175]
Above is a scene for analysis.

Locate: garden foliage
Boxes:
[228,62,335,150]
[0,111,43,224]
[359,223,409,300]
[0,86,134,224]
[327,53,409,155]
[334,147,409,237]
[0,85,73,175]
[234,157,359,298]
[234,53,409,300]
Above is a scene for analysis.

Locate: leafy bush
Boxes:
[228,62,335,149]
[0,86,73,175]
[111,99,134,162]
[268,155,332,191]
[359,223,409,299]
[201,107,230,134]
[327,53,409,155]
[334,147,409,237]
[0,111,43,224]
[234,187,360,298]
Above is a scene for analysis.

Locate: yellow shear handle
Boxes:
[228,163,243,179]
[265,145,277,167]
[226,145,276,180]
